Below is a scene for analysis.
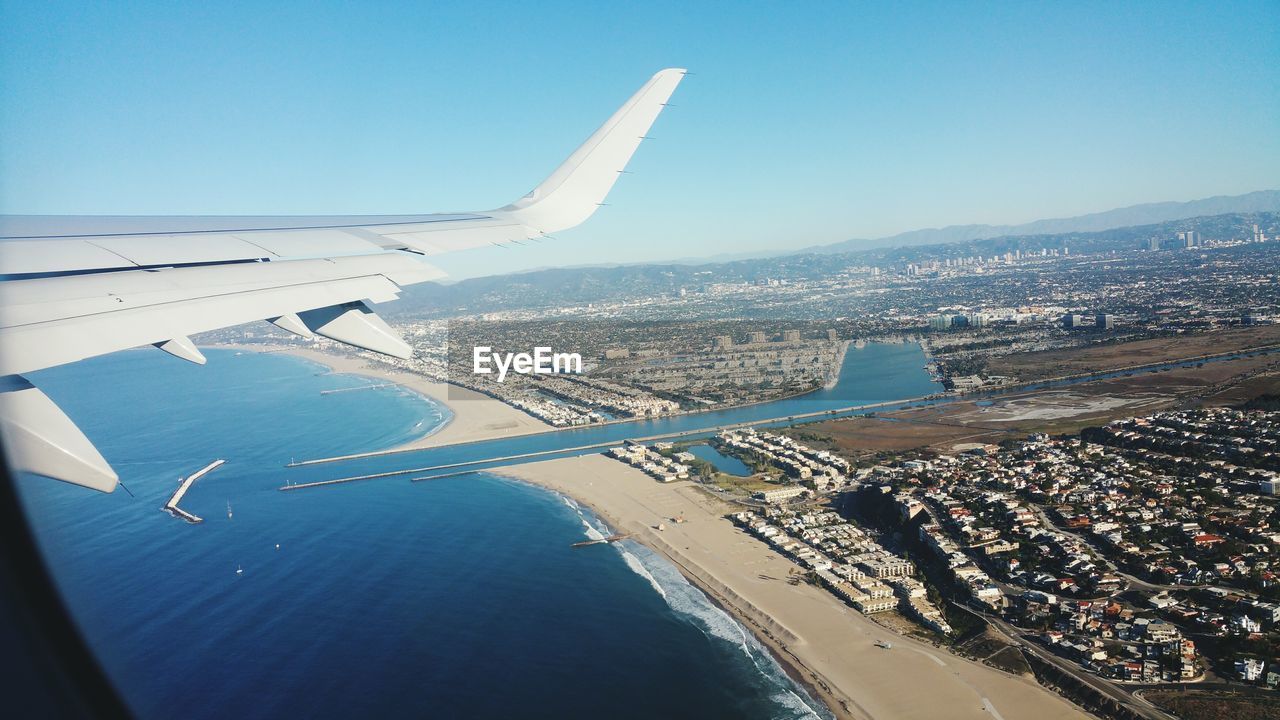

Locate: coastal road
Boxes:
[968,604,1178,720]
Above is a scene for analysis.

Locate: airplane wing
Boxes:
[0,68,686,492]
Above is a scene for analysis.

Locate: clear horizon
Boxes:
[2,1,1277,278]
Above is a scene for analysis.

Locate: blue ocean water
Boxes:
[16,349,832,719]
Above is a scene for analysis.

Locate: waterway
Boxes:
[284,340,941,484]
[294,343,1280,488]
[685,443,754,477]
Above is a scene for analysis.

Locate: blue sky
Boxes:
[2,1,1277,278]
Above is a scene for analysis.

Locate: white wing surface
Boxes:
[0,68,686,492]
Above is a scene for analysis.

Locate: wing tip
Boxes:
[498,68,685,233]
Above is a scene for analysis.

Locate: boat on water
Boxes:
[236,564,243,575]
[227,501,233,519]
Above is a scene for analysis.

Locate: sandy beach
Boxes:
[216,344,551,452]
[222,342,886,466]
[498,453,1089,720]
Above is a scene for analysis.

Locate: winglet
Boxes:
[499,68,685,234]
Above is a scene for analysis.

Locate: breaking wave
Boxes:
[620,549,667,598]
[551,488,829,719]
[580,518,605,541]
[619,541,829,720]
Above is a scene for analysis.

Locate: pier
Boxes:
[163,459,224,523]
[571,533,632,548]
[279,444,622,490]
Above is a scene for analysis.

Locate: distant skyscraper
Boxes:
[1096,314,1114,330]
[782,330,801,342]
[826,329,839,341]
[1146,237,1161,251]
[748,331,767,344]
[1177,230,1200,248]
[1062,314,1084,329]
[928,315,952,331]
[713,335,733,349]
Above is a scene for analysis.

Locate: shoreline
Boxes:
[495,454,1090,720]
[222,339,1275,467]
[644,527,862,720]
[270,340,945,466]
[824,339,852,390]
[213,343,553,449]
[227,341,1087,717]
[498,469,855,720]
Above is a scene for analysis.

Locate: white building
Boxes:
[756,486,807,504]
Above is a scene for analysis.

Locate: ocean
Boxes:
[17,349,837,719]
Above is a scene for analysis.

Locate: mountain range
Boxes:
[393,208,1279,319]
[803,189,1280,256]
